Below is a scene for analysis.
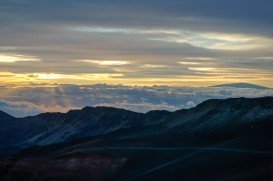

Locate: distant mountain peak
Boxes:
[210,82,269,90]
[211,82,270,89]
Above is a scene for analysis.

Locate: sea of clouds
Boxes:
[0,84,272,117]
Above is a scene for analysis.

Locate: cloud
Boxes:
[69,26,180,36]
[0,100,42,117]
[149,31,273,50]
[0,53,40,63]
[186,101,196,108]
[0,84,272,117]
[77,60,131,66]
[0,0,272,87]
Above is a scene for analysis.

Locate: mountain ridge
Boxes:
[0,97,272,181]
[0,97,272,155]
[3,96,272,118]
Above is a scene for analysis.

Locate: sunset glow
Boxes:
[0,0,272,88]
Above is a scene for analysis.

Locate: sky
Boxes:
[0,0,273,87]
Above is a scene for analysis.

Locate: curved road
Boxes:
[102,146,271,181]
[86,146,272,154]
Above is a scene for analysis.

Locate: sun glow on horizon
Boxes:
[0,71,272,88]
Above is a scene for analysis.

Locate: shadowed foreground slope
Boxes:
[0,97,272,181]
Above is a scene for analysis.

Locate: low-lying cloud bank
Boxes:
[0,83,272,117]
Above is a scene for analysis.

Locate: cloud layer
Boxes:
[0,84,272,117]
[0,0,272,87]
